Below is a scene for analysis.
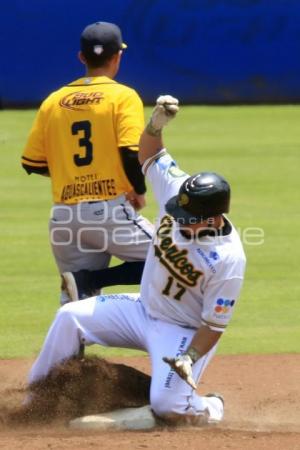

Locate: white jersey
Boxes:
[141,150,246,332]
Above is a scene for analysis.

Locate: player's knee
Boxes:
[55,302,78,325]
[58,300,83,314]
[57,302,73,315]
[150,390,179,417]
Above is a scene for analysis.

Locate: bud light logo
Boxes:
[214,298,235,314]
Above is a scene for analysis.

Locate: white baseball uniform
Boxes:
[28,150,246,423]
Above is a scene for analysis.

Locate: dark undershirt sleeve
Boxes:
[22,163,49,175]
[119,147,146,195]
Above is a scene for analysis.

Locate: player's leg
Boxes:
[61,199,153,301]
[62,260,145,301]
[49,203,112,303]
[28,294,148,385]
[57,200,153,300]
[87,261,145,288]
[146,319,223,424]
[50,203,112,271]
[106,201,153,261]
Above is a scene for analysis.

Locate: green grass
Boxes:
[1,106,300,358]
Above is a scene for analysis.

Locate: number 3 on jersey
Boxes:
[72,120,93,166]
[162,276,186,301]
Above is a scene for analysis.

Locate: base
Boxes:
[69,405,156,430]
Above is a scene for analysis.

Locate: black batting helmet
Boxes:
[165,172,230,224]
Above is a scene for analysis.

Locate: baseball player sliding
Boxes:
[27,96,246,425]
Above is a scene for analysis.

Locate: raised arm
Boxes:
[138,95,179,165]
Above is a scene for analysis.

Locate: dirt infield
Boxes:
[0,354,299,450]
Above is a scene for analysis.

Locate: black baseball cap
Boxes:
[80,21,127,58]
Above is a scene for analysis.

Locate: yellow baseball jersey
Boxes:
[21,76,144,203]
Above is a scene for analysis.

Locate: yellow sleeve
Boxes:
[21,103,48,173]
[116,89,144,151]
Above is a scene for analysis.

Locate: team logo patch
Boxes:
[93,45,103,55]
[196,248,217,274]
[168,165,186,178]
[60,91,104,111]
[214,298,235,314]
[178,193,189,206]
[156,158,172,170]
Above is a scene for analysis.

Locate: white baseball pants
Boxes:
[28,294,223,423]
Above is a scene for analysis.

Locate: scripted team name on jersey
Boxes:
[154,215,202,287]
[59,91,104,111]
[60,176,116,201]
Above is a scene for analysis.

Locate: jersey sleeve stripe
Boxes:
[142,149,168,175]
[201,318,227,329]
[21,156,48,165]
[21,160,48,168]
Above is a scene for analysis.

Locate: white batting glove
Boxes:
[163,354,197,390]
[148,95,179,135]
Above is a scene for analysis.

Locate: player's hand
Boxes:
[163,354,197,390]
[149,95,179,132]
[126,191,146,210]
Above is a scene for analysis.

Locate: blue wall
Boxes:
[1,0,300,105]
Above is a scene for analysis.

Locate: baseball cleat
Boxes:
[61,270,96,301]
[205,392,224,406]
